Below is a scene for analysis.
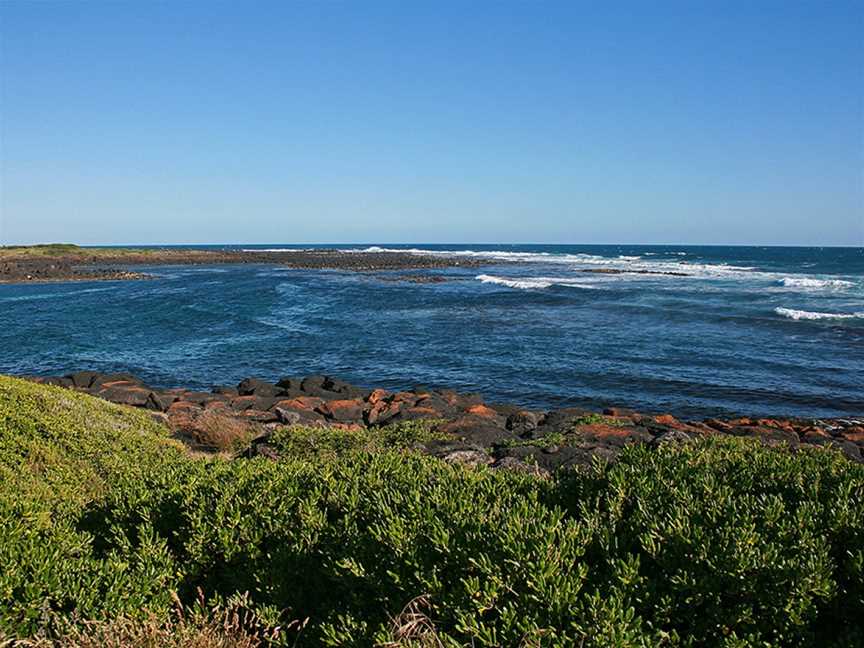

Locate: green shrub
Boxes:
[266,419,447,459]
[1,376,863,647]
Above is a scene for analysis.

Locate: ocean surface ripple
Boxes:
[1,244,862,418]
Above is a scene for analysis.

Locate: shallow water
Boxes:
[2,244,862,418]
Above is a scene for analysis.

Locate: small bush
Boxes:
[179,411,256,453]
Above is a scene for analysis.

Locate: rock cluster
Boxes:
[25,372,864,471]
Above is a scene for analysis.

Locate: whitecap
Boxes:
[774,307,864,321]
[476,274,598,290]
[777,277,854,289]
[476,274,552,289]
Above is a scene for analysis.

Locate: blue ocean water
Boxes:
[2,244,862,418]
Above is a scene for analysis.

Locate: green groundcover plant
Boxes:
[1,376,862,647]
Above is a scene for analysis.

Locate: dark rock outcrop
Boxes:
[21,371,864,471]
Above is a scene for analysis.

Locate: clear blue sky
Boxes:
[1,1,861,246]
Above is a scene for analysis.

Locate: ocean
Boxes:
[2,244,862,418]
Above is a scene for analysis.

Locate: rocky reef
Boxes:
[25,371,864,471]
[0,246,481,283]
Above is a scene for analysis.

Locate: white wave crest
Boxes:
[774,307,864,321]
[475,274,599,290]
[476,274,552,289]
[777,277,854,289]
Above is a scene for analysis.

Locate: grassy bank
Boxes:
[0,244,159,258]
[1,375,862,646]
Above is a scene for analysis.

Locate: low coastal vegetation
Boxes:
[1,375,863,646]
[0,244,158,258]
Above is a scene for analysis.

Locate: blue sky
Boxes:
[1,1,861,246]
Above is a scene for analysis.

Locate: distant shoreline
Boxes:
[0,244,485,284]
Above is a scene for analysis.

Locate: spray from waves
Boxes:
[777,277,854,289]
[774,307,864,321]
[476,274,598,290]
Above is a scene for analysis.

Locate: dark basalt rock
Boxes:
[440,416,519,447]
[237,377,281,397]
[538,408,595,433]
[569,423,653,447]
[275,377,303,392]
[146,391,179,412]
[18,371,864,467]
[90,373,144,389]
[95,384,154,407]
[317,398,365,422]
[506,410,540,436]
[67,370,101,389]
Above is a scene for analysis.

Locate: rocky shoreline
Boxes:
[0,247,482,283]
[23,371,864,471]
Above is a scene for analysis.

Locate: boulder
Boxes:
[317,398,365,422]
[273,408,302,425]
[366,400,402,426]
[439,390,483,410]
[276,376,303,392]
[90,373,144,389]
[467,403,503,421]
[145,391,179,412]
[440,416,517,447]
[237,377,281,397]
[96,384,153,407]
[366,388,391,405]
[539,408,594,433]
[571,424,652,447]
[66,370,101,389]
[413,394,455,418]
[321,376,365,398]
[239,409,279,423]
[381,405,443,425]
[271,396,326,413]
[183,391,224,405]
[300,375,330,397]
[506,410,540,436]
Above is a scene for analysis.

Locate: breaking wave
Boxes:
[777,277,854,289]
[475,274,598,290]
[774,307,864,321]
